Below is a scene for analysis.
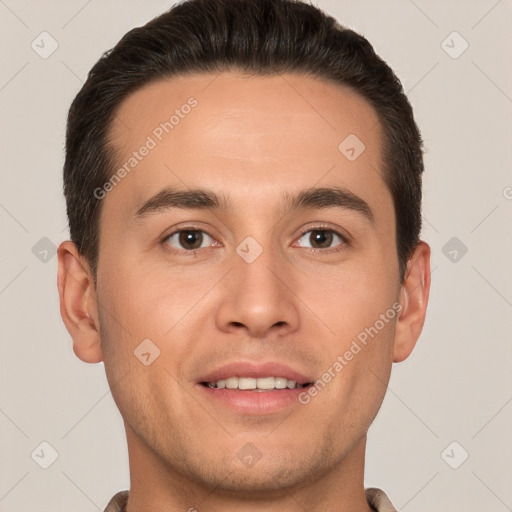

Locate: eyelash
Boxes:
[161,224,349,256]
[295,225,349,254]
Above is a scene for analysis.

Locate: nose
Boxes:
[215,242,300,339]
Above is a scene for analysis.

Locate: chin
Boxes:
[183,448,334,497]
[193,465,306,496]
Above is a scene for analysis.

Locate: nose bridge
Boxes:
[215,231,300,337]
[236,235,283,295]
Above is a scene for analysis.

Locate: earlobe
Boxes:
[393,241,431,363]
[57,241,103,364]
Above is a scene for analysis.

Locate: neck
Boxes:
[124,424,373,512]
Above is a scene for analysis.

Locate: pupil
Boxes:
[180,231,202,249]
[311,230,332,248]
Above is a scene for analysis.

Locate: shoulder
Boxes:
[365,487,397,512]
[102,488,394,511]
[103,490,129,512]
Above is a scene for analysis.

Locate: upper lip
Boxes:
[198,361,313,385]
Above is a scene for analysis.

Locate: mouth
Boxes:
[196,362,315,414]
[200,376,312,391]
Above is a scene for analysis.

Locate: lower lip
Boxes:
[197,384,309,415]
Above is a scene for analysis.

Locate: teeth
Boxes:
[238,377,257,390]
[256,377,275,390]
[225,377,238,389]
[206,376,306,390]
[286,379,296,389]
[275,377,288,389]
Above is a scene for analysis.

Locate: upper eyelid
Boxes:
[297,225,347,237]
[296,228,345,240]
[163,229,215,247]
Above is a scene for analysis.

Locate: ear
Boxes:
[57,241,103,363]
[393,241,431,363]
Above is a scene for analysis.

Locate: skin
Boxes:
[57,72,430,512]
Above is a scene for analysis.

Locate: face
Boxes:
[74,72,416,493]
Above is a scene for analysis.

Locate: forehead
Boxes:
[105,71,388,218]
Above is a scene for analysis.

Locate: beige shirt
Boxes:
[104,487,397,511]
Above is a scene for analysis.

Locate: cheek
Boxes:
[300,264,397,405]
[312,315,395,440]
[98,258,210,337]
[302,260,398,335]
[96,274,184,432]
[96,261,219,395]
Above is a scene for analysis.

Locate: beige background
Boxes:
[1,0,511,510]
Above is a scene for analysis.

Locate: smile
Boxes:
[202,376,311,390]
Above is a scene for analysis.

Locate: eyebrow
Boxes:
[134,185,374,223]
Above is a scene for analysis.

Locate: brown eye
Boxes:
[165,230,213,251]
[310,230,333,248]
[296,229,344,250]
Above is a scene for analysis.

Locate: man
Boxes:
[57,0,430,510]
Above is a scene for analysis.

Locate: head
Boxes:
[58,0,430,500]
